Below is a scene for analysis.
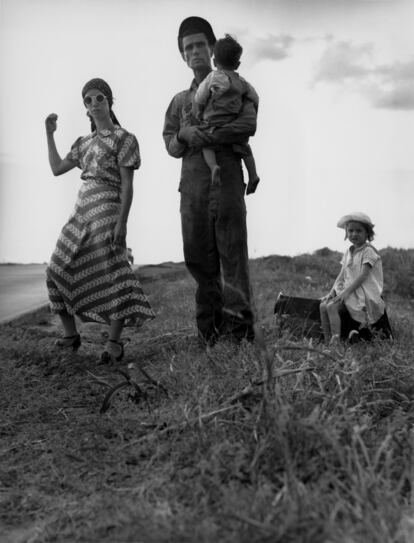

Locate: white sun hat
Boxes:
[337,212,374,229]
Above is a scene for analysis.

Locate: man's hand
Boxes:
[178,126,211,148]
[246,177,260,195]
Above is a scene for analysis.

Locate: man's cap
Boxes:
[178,16,216,52]
[337,212,374,229]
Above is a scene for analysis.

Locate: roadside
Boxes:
[0,262,187,325]
[0,264,48,324]
[1,254,413,542]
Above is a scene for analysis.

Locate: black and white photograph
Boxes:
[1,0,414,541]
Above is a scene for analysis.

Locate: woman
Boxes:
[45,78,155,363]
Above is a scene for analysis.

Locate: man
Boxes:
[163,16,258,345]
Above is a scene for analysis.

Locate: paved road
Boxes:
[0,264,48,324]
[0,261,184,324]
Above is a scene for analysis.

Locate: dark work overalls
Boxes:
[163,79,257,343]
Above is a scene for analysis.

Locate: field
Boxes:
[1,249,414,543]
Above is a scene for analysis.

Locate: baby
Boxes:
[193,34,260,194]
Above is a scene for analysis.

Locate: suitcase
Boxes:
[274,293,323,340]
[274,292,393,342]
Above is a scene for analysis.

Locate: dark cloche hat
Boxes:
[178,16,216,52]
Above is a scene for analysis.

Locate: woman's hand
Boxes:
[112,221,127,247]
[45,113,58,134]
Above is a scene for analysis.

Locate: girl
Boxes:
[45,78,155,363]
[320,212,386,342]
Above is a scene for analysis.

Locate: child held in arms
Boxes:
[193,33,260,195]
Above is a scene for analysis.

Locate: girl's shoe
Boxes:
[100,339,124,364]
[55,334,81,352]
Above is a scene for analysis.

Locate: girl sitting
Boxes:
[320,212,391,343]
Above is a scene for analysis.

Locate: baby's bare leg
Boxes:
[244,155,259,182]
[244,155,260,195]
[202,148,221,185]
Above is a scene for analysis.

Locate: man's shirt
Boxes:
[163,78,257,159]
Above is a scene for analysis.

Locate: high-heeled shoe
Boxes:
[100,339,124,364]
[55,334,81,352]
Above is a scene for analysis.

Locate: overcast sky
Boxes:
[1,0,413,264]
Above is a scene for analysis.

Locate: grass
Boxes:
[1,250,414,542]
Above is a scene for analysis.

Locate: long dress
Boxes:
[46,126,155,326]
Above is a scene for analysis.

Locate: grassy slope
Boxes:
[1,250,414,543]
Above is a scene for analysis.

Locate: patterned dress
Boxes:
[334,243,385,325]
[46,126,155,326]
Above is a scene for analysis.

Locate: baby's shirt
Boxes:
[195,71,231,106]
[194,69,259,126]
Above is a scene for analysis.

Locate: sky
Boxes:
[1,0,413,265]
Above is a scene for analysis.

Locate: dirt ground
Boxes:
[0,262,197,543]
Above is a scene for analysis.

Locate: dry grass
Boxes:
[1,252,414,543]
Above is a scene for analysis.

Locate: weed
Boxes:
[0,253,413,542]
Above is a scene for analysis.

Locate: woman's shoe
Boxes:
[100,339,124,364]
[55,334,81,352]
